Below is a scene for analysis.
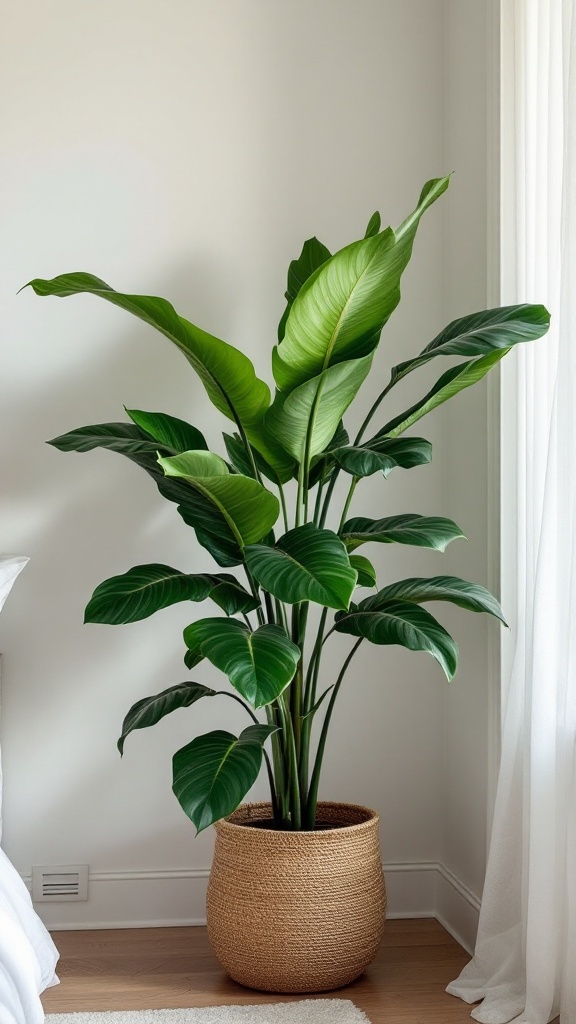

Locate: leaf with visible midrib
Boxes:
[183,618,301,708]
[118,682,215,754]
[172,725,278,832]
[335,600,458,680]
[245,524,357,610]
[341,514,466,552]
[85,563,259,624]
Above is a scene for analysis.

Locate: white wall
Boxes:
[0,0,493,943]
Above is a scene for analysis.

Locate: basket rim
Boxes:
[214,800,380,837]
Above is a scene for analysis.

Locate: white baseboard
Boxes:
[27,861,480,951]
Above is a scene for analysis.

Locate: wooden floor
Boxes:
[41,919,477,1023]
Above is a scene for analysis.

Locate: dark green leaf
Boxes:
[335,600,458,680]
[333,435,433,478]
[341,514,466,552]
[126,409,207,452]
[349,554,377,588]
[118,681,215,755]
[364,575,507,623]
[48,421,244,566]
[183,618,300,708]
[172,724,278,832]
[245,524,357,610]
[364,211,381,238]
[308,421,350,487]
[85,563,259,624]
[278,236,332,342]
[390,304,551,387]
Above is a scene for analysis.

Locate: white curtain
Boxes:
[447,1,576,1022]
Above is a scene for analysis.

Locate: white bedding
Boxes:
[0,847,59,1024]
[0,556,60,1023]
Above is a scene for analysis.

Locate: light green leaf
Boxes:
[341,514,466,552]
[365,575,507,623]
[27,272,293,481]
[183,618,300,708]
[349,554,377,588]
[335,600,458,680]
[158,451,279,546]
[245,524,357,610]
[265,355,373,464]
[172,725,278,832]
[84,563,259,624]
[273,177,449,392]
[118,681,215,755]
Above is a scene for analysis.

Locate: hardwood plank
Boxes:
[42,920,476,1023]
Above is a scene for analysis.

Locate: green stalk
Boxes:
[304,638,363,828]
[243,565,265,627]
[278,482,289,533]
[338,476,358,531]
[277,694,302,829]
[353,380,394,446]
[318,467,341,528]
[312,476,325,526]
[266,703,289,826]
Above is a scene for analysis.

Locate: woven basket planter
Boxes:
[206,801,386,993]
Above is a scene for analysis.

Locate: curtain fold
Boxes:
[447,1,576,1022]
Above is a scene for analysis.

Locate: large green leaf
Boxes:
[389,304,550,387]
[363,575,506,623]
[374,349,508,440]
[27,272,293,481]
[335,600,458,680]
[272,177,450,392]
[118,681,215,755]
[183,618,300,708]
[341,514,466,552]
[158,450,279,547]
[278,236,332,342]
[245,524,357,610]
[172,725,278,832]
[332,435,433,478]
[85,563,259,625]
[265,355,373,464]
[48,422,244,566]
[126,409,208,452]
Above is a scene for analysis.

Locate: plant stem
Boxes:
[338,476,358,531]
[265,704,288,825]
[264,590,275,624]
[243,565,265,627]
[277,694,301,829]
[312,477,325,525]
[318,467,341,528]
[353,380,394,446]
[278,483,289,533]
[304,638,363,828]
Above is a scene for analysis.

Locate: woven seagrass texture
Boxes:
[206,802,386,994]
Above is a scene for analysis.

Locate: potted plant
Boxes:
[26,175,549,993]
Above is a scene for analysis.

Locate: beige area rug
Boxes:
[44,1001,372,1023]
